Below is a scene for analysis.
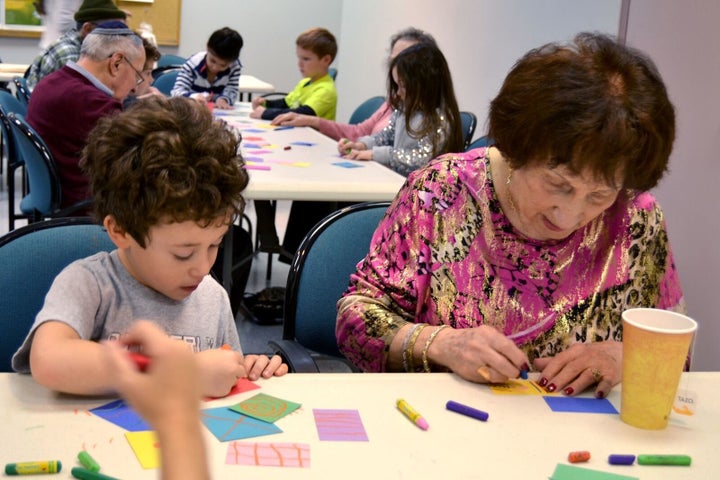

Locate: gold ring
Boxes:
[591,368,602,382]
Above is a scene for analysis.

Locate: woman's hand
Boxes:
[243,354,289,380]
[428,325,530,383]
[272,112,318,127]
[533,341,622,398]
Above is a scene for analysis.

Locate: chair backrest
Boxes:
[283,201,390,357]
[156,54,186,68]
[460,111,477,150]
[348,96,385,125]
[8,112,61,216]
[465,135,494,151]
[329,67,338,81]
[0,217,115,372]
[12,76,31,108]
[152,69,180,96]
[0,90,26,162]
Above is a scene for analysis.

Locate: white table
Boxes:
[238,74,275,102]
[218,103,406,202]
[1,372,718,479]
[0,63,27,83]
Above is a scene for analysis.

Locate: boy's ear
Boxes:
[103,215,133,249]
[321,54,333,67]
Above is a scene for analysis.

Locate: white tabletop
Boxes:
[238,74,274,95]
[2,372,718,479]
[217,104,407,202]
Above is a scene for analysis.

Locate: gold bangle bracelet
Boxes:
[403,324,427,373]
[422,325,450,373]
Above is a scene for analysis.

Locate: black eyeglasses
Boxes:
[123,57,145,86]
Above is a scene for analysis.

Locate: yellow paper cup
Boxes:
[620,308,697,429]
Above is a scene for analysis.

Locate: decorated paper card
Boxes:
[90,399,150,431]
[201,406,282,441]
[205,377,260,400]
[125,431,160,469]
[225,441,310,468]
[543,396,618,414]
[230,393,301,423]
[313,409,368,441]
[489,379,554,395]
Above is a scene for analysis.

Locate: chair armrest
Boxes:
[268,339,319,373]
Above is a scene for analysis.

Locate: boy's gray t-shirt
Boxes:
[12,250,241,372]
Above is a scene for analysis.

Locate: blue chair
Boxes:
[329,67,338,81]
[12,76,30,108]
[460,111,477,150]
[152,69,180,96]
[465,135,494,151]
[0,217,115,372]
[8,112,91,222]
[270,201,390,372]
[0,91,28,230]
[156,54,186,68]
[348,96,385,125]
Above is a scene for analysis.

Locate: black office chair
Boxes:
[465,135,493,151]
[0,217,115,372]
[8,112,92,222]
[348,96,385,125]
[270,201,390,373]
[0,91,28,231]
[152,69,180,96]
[459,111,477,150]
[12,76,31,108]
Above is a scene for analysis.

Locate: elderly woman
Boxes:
[336,32,684,400]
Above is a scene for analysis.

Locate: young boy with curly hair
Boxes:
[12,96,287,397]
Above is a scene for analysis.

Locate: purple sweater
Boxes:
[27,66,121,208]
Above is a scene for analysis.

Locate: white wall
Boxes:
[335,0,621,134]
[625,0,720,371]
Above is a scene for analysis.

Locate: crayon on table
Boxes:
[77,451,100,472]
[446,400,489,422]
[5,460,61,475]
[568,451,591,463]
[70,467,120,480]
[637,454,691,466]
[608,454,635,465]
[396,398,429,430]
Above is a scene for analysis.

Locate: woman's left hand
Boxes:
[532,341,622,398]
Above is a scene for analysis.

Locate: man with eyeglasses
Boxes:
[27,21,145,210]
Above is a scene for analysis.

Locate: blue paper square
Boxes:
[90,399,151,431]
[543,396,618,414]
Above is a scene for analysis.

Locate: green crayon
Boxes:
[5,460,61,475]
[70,467,120,480]
[637,454,691,466]
[77,451,100,472]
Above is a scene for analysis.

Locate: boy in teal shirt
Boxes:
[251,27,337,120]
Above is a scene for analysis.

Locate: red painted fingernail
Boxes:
[563,387,574,396]
[595,390,605,399]
[520,362,530,372]
[546,383,557,393]
[539,377,548,387]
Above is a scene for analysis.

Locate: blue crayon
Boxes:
[608,454,636,465]
[446,400,489,422]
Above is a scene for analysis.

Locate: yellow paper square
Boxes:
[125,431,161,469]
[489,379,555,395]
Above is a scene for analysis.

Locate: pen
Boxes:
[446,400,489,421]
[5,460,62,475]
[70,467,120,480]
[396,398,429,430]
[127,351,150,372]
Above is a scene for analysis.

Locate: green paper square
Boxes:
[230,393,301,423]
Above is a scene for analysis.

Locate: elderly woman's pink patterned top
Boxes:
[336,147,685,372]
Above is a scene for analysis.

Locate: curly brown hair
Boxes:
[489,32,675,191]
[80,96,248,247]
